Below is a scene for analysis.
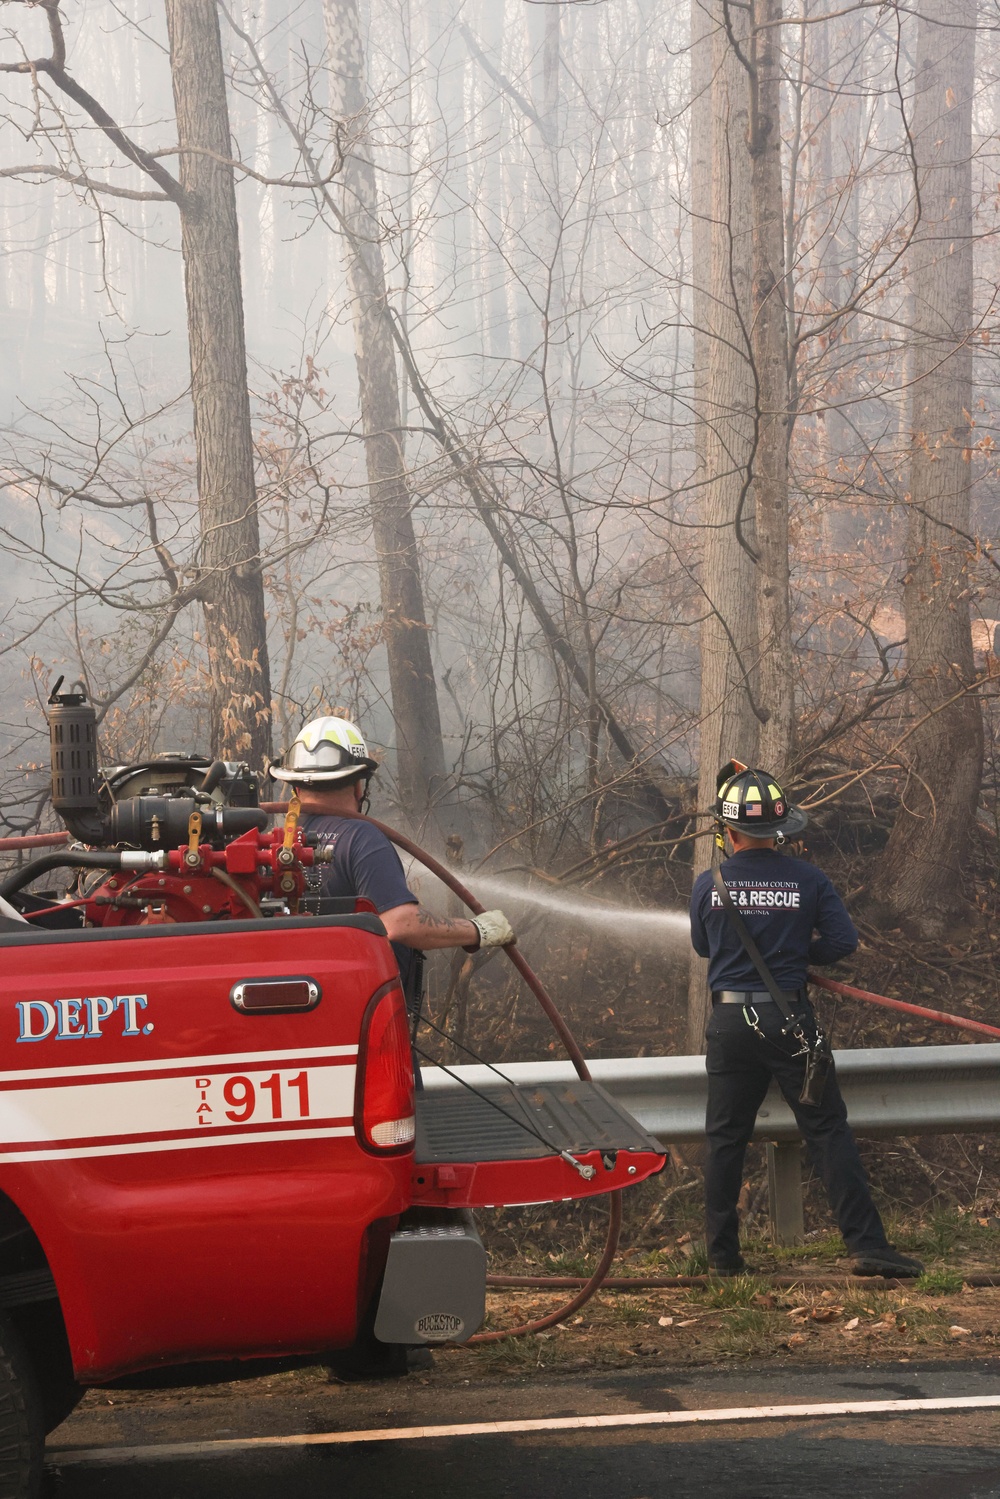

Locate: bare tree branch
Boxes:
[0,164,169,200]
[0,0,188,206]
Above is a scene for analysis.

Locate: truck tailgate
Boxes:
[411,1079,664,1207]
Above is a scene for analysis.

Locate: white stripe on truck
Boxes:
[0,1058,356,1161]
[0,1044,358,1085]
[0,1125,355,1164]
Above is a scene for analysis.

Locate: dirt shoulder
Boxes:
[443,1276,1000,1381]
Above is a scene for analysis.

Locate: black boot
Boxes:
[850,1245,924,1278]
[708,1255,747,1277]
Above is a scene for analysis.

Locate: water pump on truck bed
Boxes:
[5,680,340,926]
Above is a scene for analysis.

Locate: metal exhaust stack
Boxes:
[47,677,103,844]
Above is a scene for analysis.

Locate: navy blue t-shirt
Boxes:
[300,815,419,994]
[689,848,858,993]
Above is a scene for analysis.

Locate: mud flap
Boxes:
[374,1210,486,1345]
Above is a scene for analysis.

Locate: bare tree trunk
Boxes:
[478,0,512,364]
[876,0,983,932]
[689,0,713,481]
[748,0,793,771]
[164,0,272,767]
[530,3,567,378]
[685,0,723,1053]
[323,0,449,822]
[687,0,762,1052]
[809,9,864,569]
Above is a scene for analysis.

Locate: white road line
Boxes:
[45,1393,1000,1466]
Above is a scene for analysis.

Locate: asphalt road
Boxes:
[47,1361,1000,1499]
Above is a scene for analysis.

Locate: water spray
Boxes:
[436,871,691,951]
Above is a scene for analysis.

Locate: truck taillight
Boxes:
[356,983,415,1153]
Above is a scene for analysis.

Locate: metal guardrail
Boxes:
[422,1045,1000,1242]
[421,1043,1000,1142]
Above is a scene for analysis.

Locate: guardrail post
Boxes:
[767,1142,804,1245]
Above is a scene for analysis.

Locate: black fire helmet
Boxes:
[715,760,808,841]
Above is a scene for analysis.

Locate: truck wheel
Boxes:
[0,1314,43,1499]
[9,1303,82,1436]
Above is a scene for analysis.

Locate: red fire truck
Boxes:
[0,686,664,1496]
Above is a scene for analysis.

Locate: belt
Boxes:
[713,989,806,1005]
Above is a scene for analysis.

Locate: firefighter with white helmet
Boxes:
[270,716,380,789]
[271,716,514,1012]
[272,715,513,1380]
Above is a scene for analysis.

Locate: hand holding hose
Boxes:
[467,908,515,951]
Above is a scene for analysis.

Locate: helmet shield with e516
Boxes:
[269,716,379,787]
[715,760,808,840]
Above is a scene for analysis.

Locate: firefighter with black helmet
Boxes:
[688,760,923,1279]
[270,716,514,1015]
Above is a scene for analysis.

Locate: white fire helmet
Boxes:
[269,716,379,787]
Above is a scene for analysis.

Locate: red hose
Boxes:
[474,1194,623,1341]
[260,800,619,1342]
[21,896,91,920]
[809,972,1000,1041]
[262,802,594,1079]
[487,1271,1000,1289]
[357,816,620,1342]
[495,965,1000,1296]
[0,832,69,851]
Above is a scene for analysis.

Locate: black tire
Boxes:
[0,1312,43,1499]
[8,1305,81,1437]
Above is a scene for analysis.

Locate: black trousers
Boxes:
[705,999,889,1265]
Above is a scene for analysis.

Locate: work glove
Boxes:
[469,909,515,950]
